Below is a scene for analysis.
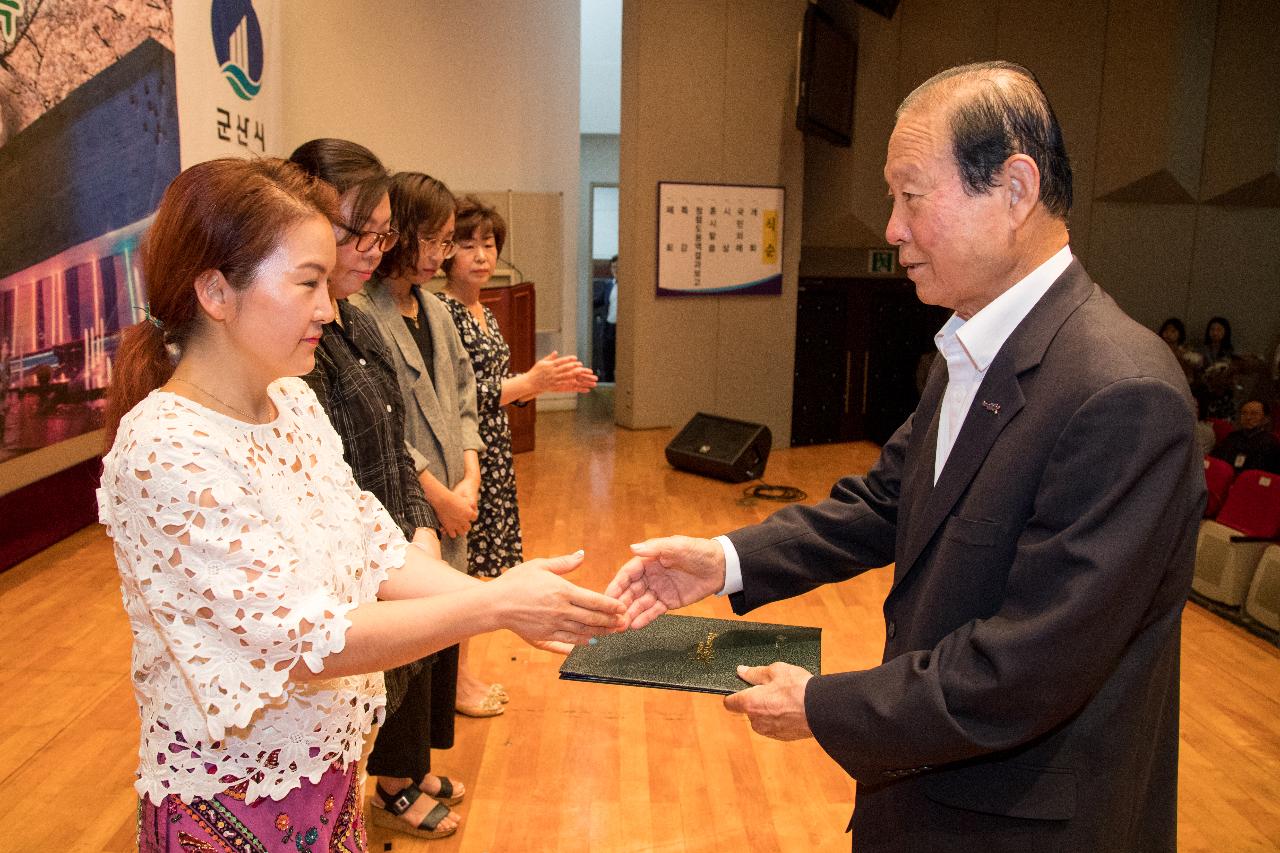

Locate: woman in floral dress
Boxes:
[436,196,597,712]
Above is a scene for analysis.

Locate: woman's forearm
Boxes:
[292,586,498,681]
[500,373,534,405]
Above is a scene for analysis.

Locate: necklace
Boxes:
[171,377,269,424]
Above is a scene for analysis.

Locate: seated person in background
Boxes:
[1199,315,1238,419]
[1158,317,1200,381]
[1211,399,1280,473]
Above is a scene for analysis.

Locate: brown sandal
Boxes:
[370,783,458,839]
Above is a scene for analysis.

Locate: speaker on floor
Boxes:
[665,413,772,484]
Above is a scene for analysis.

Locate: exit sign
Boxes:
[869,249,897,274]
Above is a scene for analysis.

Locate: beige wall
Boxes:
[802,0,1280,361]
[617,0,808,446]
[278,0,581,358]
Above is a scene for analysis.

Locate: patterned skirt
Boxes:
[137,762,366,852]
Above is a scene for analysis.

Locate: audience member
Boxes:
[436,196,597,714]
[1212,399,1280,473]
[1158,316,1201,381]
[1199,316,1239,419]
[99,157,623,851]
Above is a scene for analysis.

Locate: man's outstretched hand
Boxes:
[605,535,728,630]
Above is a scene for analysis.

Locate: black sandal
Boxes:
[370,783,458,839]
[422,775,464,806]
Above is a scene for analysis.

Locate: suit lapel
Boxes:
[896,352,946,544]
[891,260,1097,587]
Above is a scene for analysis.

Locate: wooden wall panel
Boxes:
[1199,0,1280,205]
[1094,0,1217,203]
[1087,203,1198,331]
[996,0,1108,264]
[619,0,807,445]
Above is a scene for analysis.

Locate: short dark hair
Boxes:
[900,61,1073,220]
[442,196,507,274]
[378,172,455,280]
[288,138,389,241]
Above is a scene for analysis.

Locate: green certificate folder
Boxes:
[559,613,821,695]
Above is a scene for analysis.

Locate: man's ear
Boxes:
[1004,154,1041,227]
[193,270,233,322]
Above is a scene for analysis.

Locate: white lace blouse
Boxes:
[97,377,406,803]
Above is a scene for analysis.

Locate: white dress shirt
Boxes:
[717,245,1074,596]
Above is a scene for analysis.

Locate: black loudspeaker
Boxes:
[665,413,772,483]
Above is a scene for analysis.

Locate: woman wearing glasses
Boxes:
[287,140,464,839]
[437,197,597,582]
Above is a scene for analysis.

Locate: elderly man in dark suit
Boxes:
[609,61,1204,852]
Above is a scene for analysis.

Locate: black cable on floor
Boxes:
[742,482,807,503]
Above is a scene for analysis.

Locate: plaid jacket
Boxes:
[304,300,439,540]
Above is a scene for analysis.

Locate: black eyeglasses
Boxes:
[418,234,458,259]
[337,223,400,253]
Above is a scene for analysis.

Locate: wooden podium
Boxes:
[479,280,536,453]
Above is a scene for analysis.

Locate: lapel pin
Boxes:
[981,400,1001,415]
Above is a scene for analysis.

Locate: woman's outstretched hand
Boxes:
[491,551,626,647]
[526,352,598,395]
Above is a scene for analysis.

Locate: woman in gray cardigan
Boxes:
[349,173,492,836]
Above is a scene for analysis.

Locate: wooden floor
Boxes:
[1,389,1278,852]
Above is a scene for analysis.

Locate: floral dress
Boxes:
[436,292,523,577]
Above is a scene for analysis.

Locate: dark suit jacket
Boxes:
[727,261,1204,852]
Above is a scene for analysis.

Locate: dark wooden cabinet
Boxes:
[791,276,949,447]
[479,280,536,453]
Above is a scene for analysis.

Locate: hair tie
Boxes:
[141,303,165,331]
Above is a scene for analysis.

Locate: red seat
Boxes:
[1192,470,1280,606]
[1216,470,1280,539]
[1203,456,1235,518]
[1209,418,1234,445]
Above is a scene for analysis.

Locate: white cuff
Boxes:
[715,535,744,596]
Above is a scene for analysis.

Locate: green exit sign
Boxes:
[869,249,897,274]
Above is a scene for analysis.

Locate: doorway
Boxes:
[589,183,618,381]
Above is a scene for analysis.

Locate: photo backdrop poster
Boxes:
[0,0,282,503]
[0,0,178,496]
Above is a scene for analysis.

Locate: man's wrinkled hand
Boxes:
[723,662,814,742]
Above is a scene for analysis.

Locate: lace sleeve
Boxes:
[101,420,369,742]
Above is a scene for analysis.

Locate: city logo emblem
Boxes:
[210,0,263,101]
[0,0,24,45]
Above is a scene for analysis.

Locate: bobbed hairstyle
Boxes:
[287,138,389,239]
[378,171,456,281]
[441,196,507,275]
[900,60,1073,221]
[104,157,339,446]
